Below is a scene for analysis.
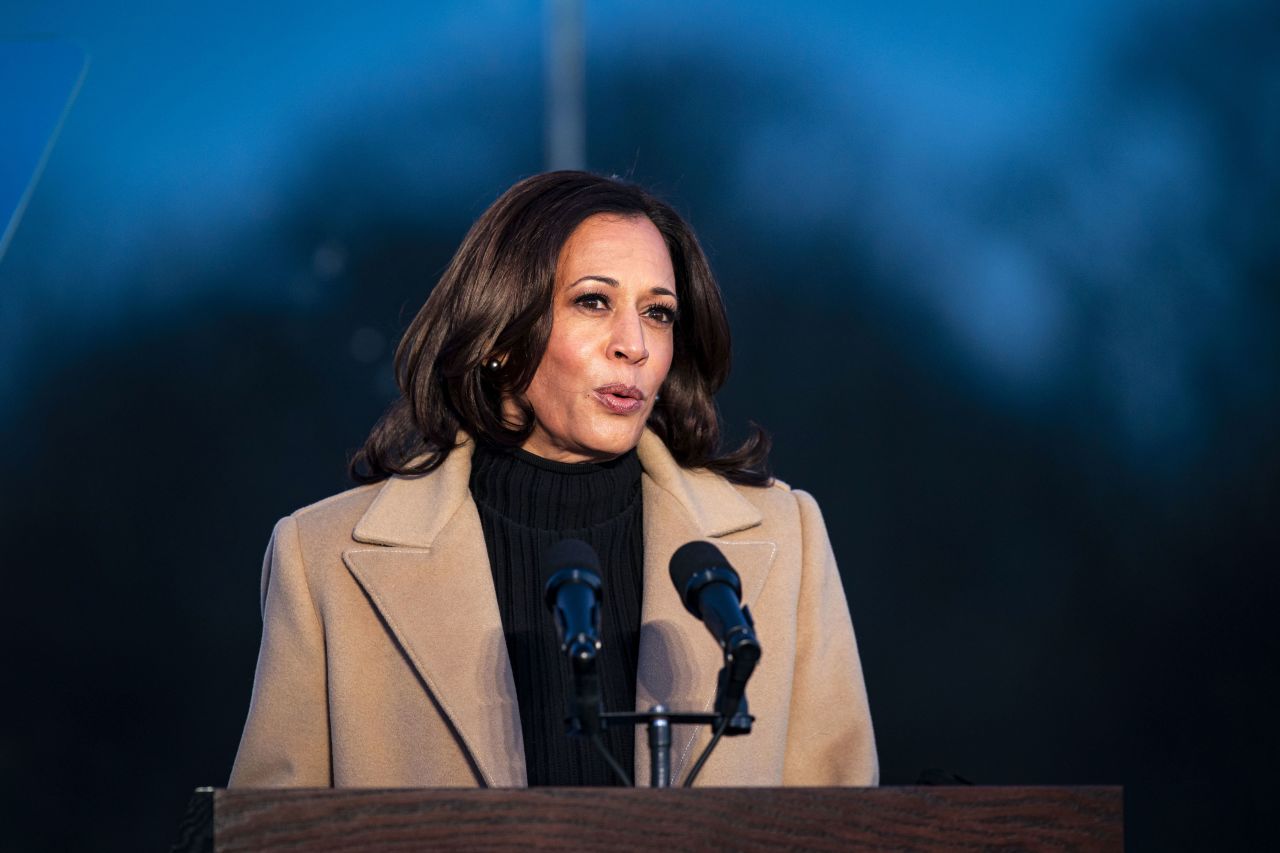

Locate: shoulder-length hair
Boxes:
[350,170,771,486]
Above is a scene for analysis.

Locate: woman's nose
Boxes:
[610,313,648,363]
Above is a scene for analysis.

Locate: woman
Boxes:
[230,171,877,788]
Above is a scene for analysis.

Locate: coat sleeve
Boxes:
[228,516,332,786]
[782,490,879,785]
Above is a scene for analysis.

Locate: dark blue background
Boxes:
[1,2,1276,849]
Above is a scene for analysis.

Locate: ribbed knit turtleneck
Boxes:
[469,442,643,786]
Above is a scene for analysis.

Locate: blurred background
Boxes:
[1,0,1277,849]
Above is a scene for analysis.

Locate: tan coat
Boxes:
[229,430,877,788]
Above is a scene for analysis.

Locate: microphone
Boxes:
[668,541,762,721]
[543,538,604,736]
[543,538,603,662]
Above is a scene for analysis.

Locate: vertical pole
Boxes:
[544,0,585,171]
[647,705,672,788]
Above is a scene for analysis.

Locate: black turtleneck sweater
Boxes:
[468,442,643,786]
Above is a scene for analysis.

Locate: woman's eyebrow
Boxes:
[570,275,619,288]
[569,275,677,299]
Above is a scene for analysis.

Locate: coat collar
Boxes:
[349,436,476,548]
[351,430,764,547]
[342,430,775,787]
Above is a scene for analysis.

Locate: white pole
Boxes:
[545,0,585,171]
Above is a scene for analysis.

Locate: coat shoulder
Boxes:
[725,475,814,539]
[291,479,382,523]
[728,474,796,509]
[285,480,384,553]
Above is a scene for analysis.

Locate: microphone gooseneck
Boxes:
[668,541,762,721]
[541,539,632,784]
[537,538,763,788]
[542,539,607,741]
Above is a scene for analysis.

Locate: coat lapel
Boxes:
[338,430,776,789]
[633,431,777,786]
[342,440,526,787]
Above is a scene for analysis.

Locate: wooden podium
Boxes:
[172,786,1122,851]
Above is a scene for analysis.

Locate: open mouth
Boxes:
[593,384,646,414]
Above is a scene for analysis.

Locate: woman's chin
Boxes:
[581,423,647,458]
[525,423,644,463]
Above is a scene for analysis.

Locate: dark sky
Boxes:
[1,2,1276,850]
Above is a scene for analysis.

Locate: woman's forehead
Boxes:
[557,214,675,287]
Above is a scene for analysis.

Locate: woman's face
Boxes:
[518,213,678,463]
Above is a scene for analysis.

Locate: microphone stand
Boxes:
[549,557,758,786]
[600,707,715,788]
[593,662,755,788]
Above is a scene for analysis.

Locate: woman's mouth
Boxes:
[592,384,646,414]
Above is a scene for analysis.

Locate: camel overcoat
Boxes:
[229,430,877,787]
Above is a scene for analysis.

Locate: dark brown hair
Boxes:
[350,170,771,485]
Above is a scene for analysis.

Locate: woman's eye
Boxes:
[645,305,678,325]
[574,293,610,311]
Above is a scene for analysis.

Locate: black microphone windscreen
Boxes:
[543,537,602,576]
[669,540,736,597]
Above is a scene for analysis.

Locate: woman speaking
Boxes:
[229,171,877,788]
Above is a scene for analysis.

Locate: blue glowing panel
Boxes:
[0,39,87,261]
